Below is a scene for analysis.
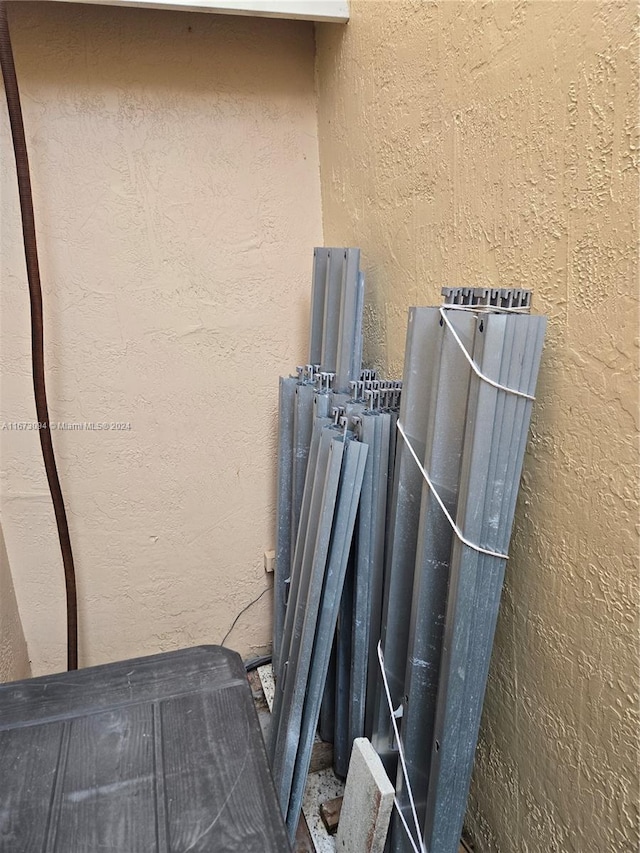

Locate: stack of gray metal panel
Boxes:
[370,291,545,853]
[273,248,365,680]
[270,248,372,840]
[270,260,546,851]
[269,420,368,836]
[326,379,403,778]
[273,392,398,817]
[420,308,545,853]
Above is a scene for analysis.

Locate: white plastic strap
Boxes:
[439,306,535,401]
[395,803,423,853]
[443,303,530,315]
[397,420,508,561]
[377,642,426,853]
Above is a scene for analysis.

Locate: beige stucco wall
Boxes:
[316,2,638,851]
[0,521,31,682]
[0,1,322,674]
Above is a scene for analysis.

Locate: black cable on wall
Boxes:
[0,2,78,671]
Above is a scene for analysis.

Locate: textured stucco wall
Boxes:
[315,2,638,851]
[0,522,31,683]
[0,2,322,674]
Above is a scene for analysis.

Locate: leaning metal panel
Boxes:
[309,248,330,365]
[351,269,366,386]
[392,309,477,851]
[364,410,391,738]
[284,409,333,651]
[418,313,515,851]
[335,248,362,393]
[321,249,345,373]
[270,429,345,811]
[318,639,337,743]
[320,402,363,750]
[349,410,391,747]
[278,423,333,698]
[333,541,354,779]
[290,381,316,570]
[285,437,369,837]
[371,307,442,777]
[273,375,297,679]
[422,313,546,853]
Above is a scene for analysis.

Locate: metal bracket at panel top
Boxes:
[441,286,532,310]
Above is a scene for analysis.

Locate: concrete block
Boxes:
[335,737,395,853]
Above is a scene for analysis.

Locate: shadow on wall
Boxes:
[0,521,31,682]
[0,1,323,674]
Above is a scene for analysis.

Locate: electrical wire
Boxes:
[244,654,272,673]
[0,2,78,670]
[221,586,272,648]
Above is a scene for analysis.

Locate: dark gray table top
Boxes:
[0,645,290,853]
